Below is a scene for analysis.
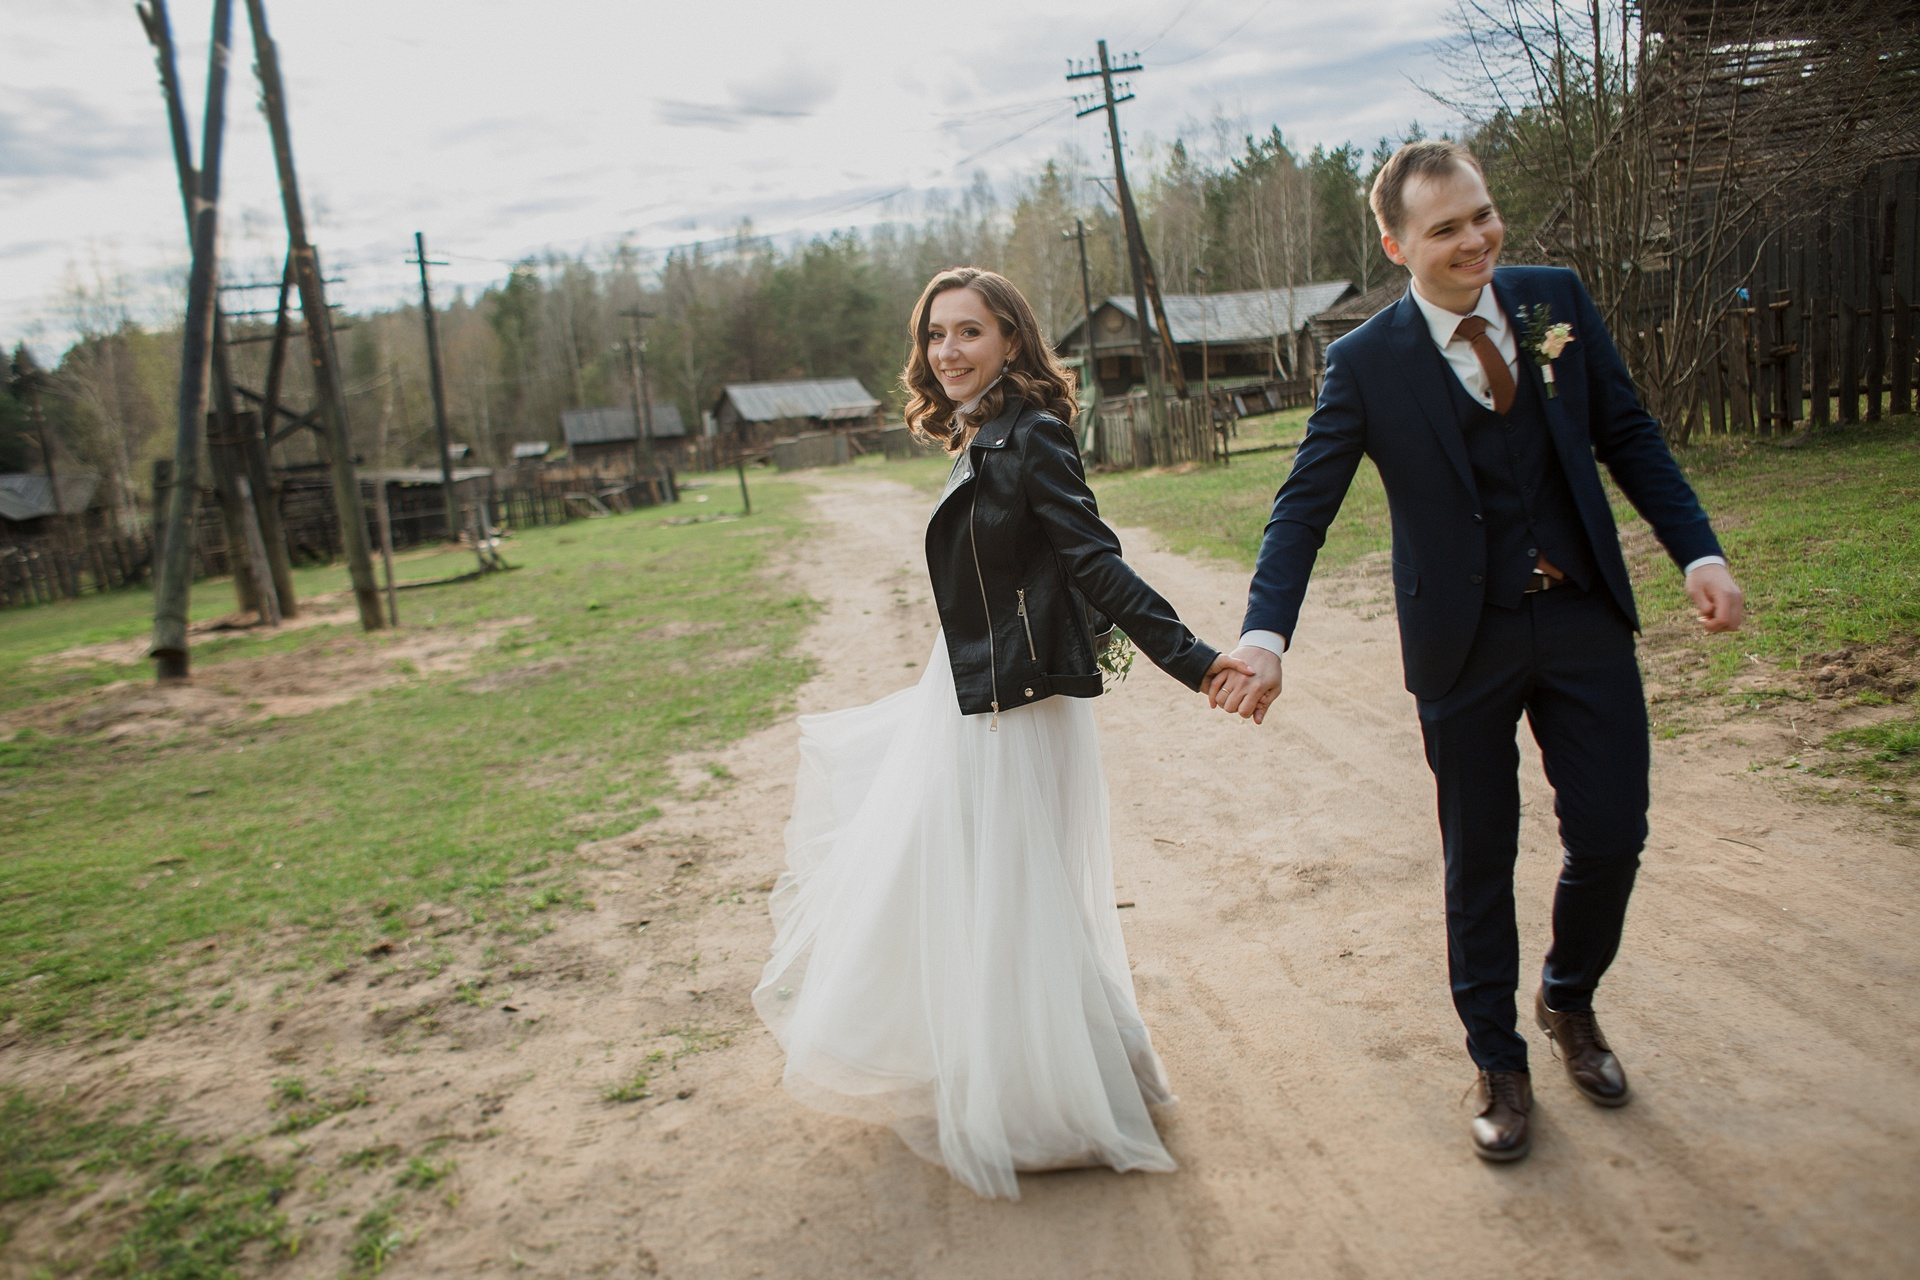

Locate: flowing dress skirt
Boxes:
[753,630,1175,1200]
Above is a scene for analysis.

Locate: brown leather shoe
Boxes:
[1535,988,1631,1107]
[1470,1070,1533,1162]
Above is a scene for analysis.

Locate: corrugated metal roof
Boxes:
[720,378,879,423]
[0,471,101,523]
[560,403,688,445]
[1061,282,1356,347]
[511,441,552,459]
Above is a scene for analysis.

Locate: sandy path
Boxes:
[6,466,1916,1279]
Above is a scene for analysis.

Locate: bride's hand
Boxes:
[1209,645,1282,723]
[1202,652,1256,700]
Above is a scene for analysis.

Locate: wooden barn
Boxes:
[1053,282,1357,399]
[560,403,689,467]
[0,471,104,543]
[711,378,882,453]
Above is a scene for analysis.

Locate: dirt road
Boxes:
[8,466,1917,1278]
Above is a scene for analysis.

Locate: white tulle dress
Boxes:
[753,454,1178,1198]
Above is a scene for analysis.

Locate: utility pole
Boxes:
[409,232,459,541]
[146,0,232,679]
[1064,218,1100,445]
[1067,42,1187,415]
[246,0,384,631]
[619,309,659,498]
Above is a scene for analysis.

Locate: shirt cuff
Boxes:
[1683,555,1727,576]
[1237,630,1288,659]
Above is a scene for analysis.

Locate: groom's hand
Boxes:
[1685,562,1745,633]
[1210,645,1282,724]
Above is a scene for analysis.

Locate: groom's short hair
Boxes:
[1370,140,1486,238]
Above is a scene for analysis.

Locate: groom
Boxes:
[1211,141,1744,1162]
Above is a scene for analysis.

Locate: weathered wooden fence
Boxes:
[1683,156,1918,437]
[1088,378,1313,470]
[0,461,680,611]
[0,528,156,608]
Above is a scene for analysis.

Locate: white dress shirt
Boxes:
[1238,283,1722,661]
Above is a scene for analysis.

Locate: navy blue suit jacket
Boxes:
[1243,265,1723,700]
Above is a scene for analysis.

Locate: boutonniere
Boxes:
[1521,304,1575,398]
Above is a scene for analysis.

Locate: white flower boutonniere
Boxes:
[1521,304,1575,399]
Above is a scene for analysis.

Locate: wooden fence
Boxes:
[1681,156,1918,437]
[0,528,155,609]
[0,461,681,611]
[1088,378,1313,470]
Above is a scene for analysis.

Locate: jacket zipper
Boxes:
[1016,588,1037,661]
[967,481,1001,730]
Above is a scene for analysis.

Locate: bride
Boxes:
[752,267,1248,1200]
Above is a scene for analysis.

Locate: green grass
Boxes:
[1821,713,1920,786]
[0,481,817,1037]
[1619,416,1920,676]
[0,1087,296,1273]
[1093,442,1390,575]
[1090,410,1919,680]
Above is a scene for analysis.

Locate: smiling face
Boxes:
[1381,160,1504,313]
[926,286,1015,406]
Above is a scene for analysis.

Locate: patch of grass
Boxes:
[0,482,818,1036]
[348,1196,405,1275]
[1093,445,1390,574]
[1620,415,1920,676]
[1820,713,1920,788]
[0,1086,295,1276]
[602,1069,652,1103]
[269,1076,371,1134]
[393,1156,453,1190]
[340,1144,403,1171]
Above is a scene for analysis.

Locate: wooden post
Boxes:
[1891,161,1917,416]
[148,0,232,680]
[411,232,461,541]
[374,478,398,626]
[235,474,279,625]
[1838,192,1861,426]
[247,0,384,631]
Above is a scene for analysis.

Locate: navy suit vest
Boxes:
[1444,364,1598,608]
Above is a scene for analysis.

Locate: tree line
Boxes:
[3,119,1415,527]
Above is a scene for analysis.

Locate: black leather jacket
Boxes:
[925,397,1218,718]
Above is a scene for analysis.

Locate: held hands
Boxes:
[1206,645,1283,725]
[1685,563,1745,633]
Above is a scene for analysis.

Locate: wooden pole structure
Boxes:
[141,0,288,621]
[410,232,460,541]
[148,0,233,680]
[1066,218,1100,451]
[1068,43,1186,414]
[375,480,399,626]
[246,0,384,630]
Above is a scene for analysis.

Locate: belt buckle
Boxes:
[1525,569,1553,594]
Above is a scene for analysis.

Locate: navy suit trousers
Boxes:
[1416,585,1649,1072]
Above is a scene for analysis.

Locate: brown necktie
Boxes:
[1453,315,1515,415]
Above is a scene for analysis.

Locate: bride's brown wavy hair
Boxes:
[900,267,1079,451]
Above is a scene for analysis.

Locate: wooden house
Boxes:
[1309,277,1409,353]
[560,403,689,467]
[711,378,882,454]
[1053,282,1357,400]
[0,471,103,543]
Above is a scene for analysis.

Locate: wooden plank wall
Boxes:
[1701,156,1919,435]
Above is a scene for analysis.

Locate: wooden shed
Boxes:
[560,403,688,467]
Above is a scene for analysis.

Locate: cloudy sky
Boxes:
[2,0,1459,351]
